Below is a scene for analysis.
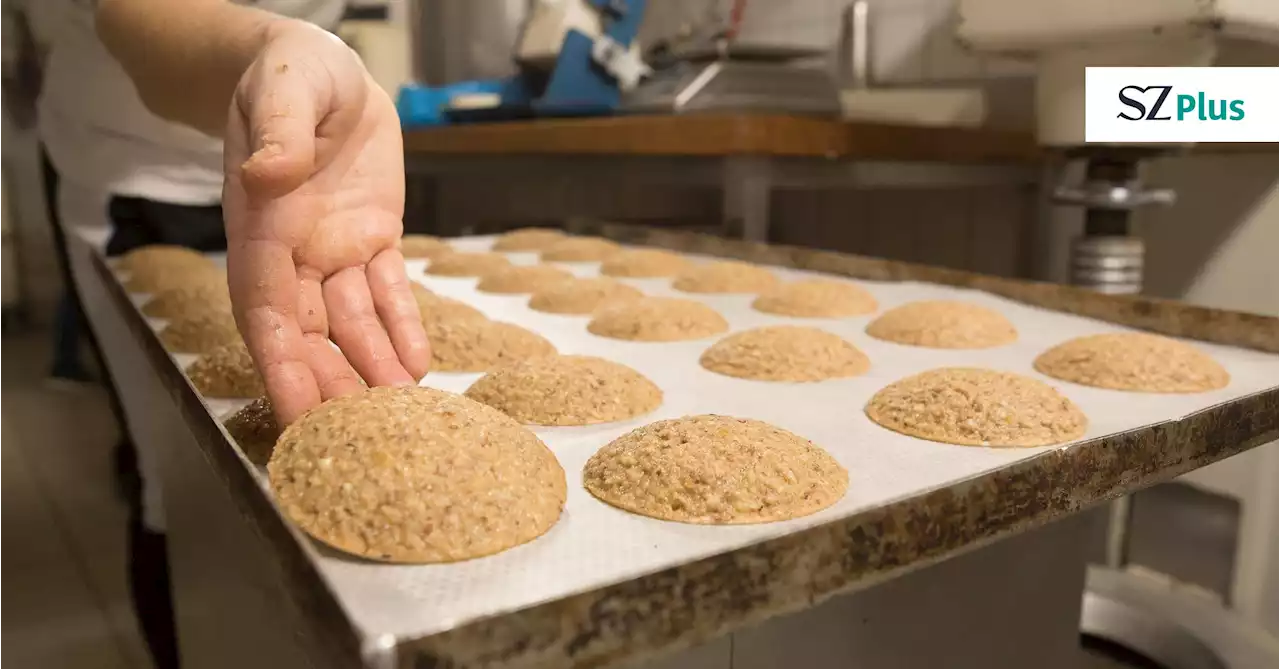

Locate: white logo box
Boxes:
[1085,67,1280,143]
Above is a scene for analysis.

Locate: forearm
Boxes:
[95,0,291,136]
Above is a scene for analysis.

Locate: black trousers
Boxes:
[40,148,225,669]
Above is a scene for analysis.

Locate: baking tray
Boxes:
[96,223,1278,669]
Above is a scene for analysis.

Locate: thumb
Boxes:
[237,62,320,199]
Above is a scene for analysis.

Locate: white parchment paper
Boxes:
[132,236,1278,642]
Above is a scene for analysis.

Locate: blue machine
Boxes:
[397,0,649,127]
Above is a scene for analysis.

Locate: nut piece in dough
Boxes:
[427,319,556,372]
[699,326,869,382]
[224,397,280,467]
[141,281,232,319]
[865,300,1016,349]
[528,277,643,315]
[492,227,565,251]
[476,264,573,294]
[600,249,692,278]
[1034,332,1229,393]
[673,260,778,294]
[425,252,511,277]
[268,386,565,563]
[186,341,265,398]
[583,415,847,524]
[753,279,877,318]
[465,355,662,426]
[400,235,452,259]
[540,237,621,262]
[159,310,242,354]
[865,367,1087,447]
[588,297,728,342]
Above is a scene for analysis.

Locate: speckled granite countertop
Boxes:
[94,224,1277,669]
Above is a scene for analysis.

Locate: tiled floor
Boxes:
[2,329,154,669]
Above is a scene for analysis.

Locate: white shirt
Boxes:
[36,0,346,205]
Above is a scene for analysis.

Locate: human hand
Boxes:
[223,21,430,425]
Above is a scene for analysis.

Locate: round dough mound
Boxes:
[425,252,511,277]
[268,386,565,563]
[224,397,280,467]
[186,341,264,398]
[865,367,1087,447]
[540,237,621,262]
[1034,332,1229,393]
[753,279,877,318]
[400,235,452,259]
[418,292,487,325]
[427,319,556,372]
[465,355,662,426]
[865,300,1016,349]
[409,282,434,303]
[673,261,778,294]
[600,249,692,278]
[476,264,573,294]
[583,415,847,524]
[588,297,728,342]
[159,310,242,354]
[699,326,870,382]
[411,283,487,324]
[492,227,565,252]
[118,245,210,272]
[141,281,231,319]
[124,262,223,294]
[528,277,643,315]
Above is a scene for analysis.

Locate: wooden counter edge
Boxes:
[402,114,1041,163]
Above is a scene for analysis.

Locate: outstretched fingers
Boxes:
[324,266,417,389]
[366,248,431,381]
[228,238,322,426]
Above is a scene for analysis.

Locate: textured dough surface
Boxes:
[1034,332,1230,393]
[583,415,847,524]
[124,261,222,293]
[540,237,621,262]
[268,386,565,563]
[528,277,643,315]
[465,355,662,426]
[224,397,280,467]
[141,280,232,319]
[600,249,692,278]
[411,283,487,324]
[425,252,511,277]
[400,235,453,259]
[492,227,565,251]
[477,264,573,294]
[865,367,1087,447]
[427,319,556,372]
[752,279,877,318]
[159,310,242,354]
[185,341,265,398]
[865,300,1017,349]
[673,261,778,294]
[588,297,728,342]
[699,326,870,382]
[118,245,211,272]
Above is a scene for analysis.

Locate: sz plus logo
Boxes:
[1085,67,1279,143]
[1116,85,1245,122]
